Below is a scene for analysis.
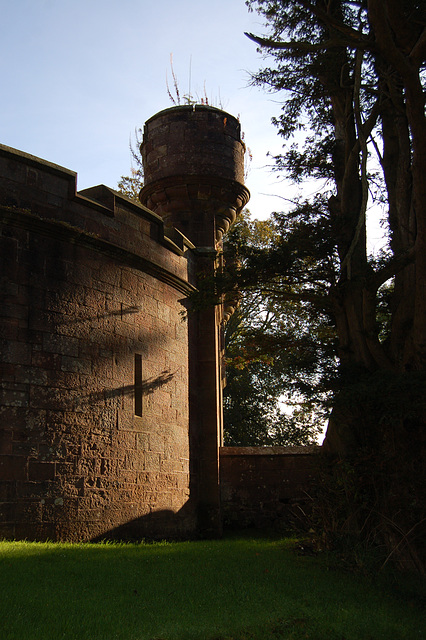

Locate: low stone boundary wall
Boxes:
[219,446,319,530]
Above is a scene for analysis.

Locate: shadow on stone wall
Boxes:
[89,499,199,543]
[220,446,319,532]
[86,371,176,404]
[54,305,142,324]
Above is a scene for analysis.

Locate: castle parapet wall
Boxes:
[220,446,319,530]
[0,144,197,541]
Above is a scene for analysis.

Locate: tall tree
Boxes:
[242,0,425,571]
[223,212,332,446]
[117,128,144,202]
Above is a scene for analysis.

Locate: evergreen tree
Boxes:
[239,0,426,571]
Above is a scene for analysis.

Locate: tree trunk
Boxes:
[323,0,426,571]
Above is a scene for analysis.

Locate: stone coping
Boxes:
[220,446,320,456]
[144,103,237,125]
[0,143,76,179]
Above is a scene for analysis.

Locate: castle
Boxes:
[0,105,250,541]
[0,105,318,542]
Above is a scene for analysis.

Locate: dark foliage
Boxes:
[241,0,426,571]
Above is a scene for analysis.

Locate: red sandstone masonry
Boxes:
[1,105,249,542]
[140,107,250,537]
[0,144,198,541]
[219,446,319,530]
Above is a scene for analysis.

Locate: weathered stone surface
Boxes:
[0,140,200,541]
[220,447,319,530]
[0,105,253,542]
[140,105,249,246]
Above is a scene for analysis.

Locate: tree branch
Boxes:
[371,245,416,290]
[254,286,329,307]
[341,50,369,280]
[409,27,426,67]
[297,0,369,44]
[244,32,366,53]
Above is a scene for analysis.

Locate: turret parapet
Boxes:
[139,105,249,246]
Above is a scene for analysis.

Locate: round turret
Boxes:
[139,105,249,245]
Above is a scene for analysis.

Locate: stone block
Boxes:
[28,460,56,481]
[12,440,38,456]
[0,523,15,539]
[0,383,29,408]
[18,481,54,499]
[17,518,56,541]
[0,429,13,454]
[30,351,62,370]
[60,355,91,374]
[0,340,31,365]
[0,303,28,322]
[1,407,27,430]
[42,334,79,358]
[0,455,27,481]
[135,432,149,451]
[0,363,16,382]
[1,319,19,341]
[148,432,165,453]
[143,451,161,473]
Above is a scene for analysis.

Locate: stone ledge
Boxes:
[0,143,76,180]
[0,206,195,296]
[220,446,320,456]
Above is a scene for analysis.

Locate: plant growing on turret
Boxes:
[117,127,144,202]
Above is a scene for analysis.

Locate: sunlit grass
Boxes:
[0,535,424,640]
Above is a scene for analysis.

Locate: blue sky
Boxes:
[0,0,294,218]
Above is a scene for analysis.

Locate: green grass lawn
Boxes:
[0,535,424,640]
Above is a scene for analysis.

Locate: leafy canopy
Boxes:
[222,211,335,446]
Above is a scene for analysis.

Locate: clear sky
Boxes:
[0,0,295,219]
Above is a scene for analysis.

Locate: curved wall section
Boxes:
[141,105,245,184]
[0,145,196,541]
[140,105,249,245]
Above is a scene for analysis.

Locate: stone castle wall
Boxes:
[0,107,316,543]
[220,446,319,531]
[0,144,198,541]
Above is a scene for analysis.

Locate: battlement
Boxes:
[0,144,193,261]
